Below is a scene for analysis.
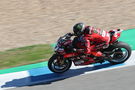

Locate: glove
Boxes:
[67,33,74,36]
[65,33,74,39]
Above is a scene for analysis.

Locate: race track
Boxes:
[13,65,135,90]
[0,51,134,90]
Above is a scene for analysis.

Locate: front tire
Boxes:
[48,54,72,73]
[108,41,131,64]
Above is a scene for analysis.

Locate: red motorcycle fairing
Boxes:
[63,53,78,58]
[63,52,96,66]
[73,57,96,66]
[63,40,72,45]
[55,39,72,55]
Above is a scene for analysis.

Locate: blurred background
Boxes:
[0,0,135,51]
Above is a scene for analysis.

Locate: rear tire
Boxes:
[108,41,131,64]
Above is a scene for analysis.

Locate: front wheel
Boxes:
[108,41,132,64]
[48,54,72,73]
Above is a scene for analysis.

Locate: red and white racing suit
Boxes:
[76,26,110,57]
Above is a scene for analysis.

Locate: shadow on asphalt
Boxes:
[2,63,123,88]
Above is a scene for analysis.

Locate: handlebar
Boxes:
[63,33,74,39]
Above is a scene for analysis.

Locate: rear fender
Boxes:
[110,29,123,43]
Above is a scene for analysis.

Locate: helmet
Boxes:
[73,23,85,36]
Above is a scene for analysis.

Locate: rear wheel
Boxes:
[48,54,72,73]
[108,41,131,64]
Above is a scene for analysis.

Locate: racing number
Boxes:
[100,30,106,37]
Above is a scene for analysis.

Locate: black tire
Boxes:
[108,41,132,64]
[48,54,72,73]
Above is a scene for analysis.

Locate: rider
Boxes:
[72,22,111,60]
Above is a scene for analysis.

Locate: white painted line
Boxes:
[0,71,30,90]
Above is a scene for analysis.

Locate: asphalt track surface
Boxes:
[11,50,135,90]
[12,65,135,90]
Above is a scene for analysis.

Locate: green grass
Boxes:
[0,44,53,70]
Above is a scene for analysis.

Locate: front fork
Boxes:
[56,55,65,65]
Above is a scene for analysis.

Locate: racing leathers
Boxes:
[74,26,110,57]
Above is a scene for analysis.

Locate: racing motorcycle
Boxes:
[48,29,131,73]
